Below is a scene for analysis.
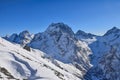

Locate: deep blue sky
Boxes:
[0,0,120,36]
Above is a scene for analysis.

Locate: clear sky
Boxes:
[0,0,120,36]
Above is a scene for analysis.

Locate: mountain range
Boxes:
[1,23,120,80]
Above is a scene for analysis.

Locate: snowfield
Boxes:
[0,37,83,80]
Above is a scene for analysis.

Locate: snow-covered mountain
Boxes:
[75,30,97,45]
[2,23,120,80]
[0,36,87,80]
[88,27,120,64]
[4,30,34,46]
[81,27,120,80]
[29,23,92,71]
[75,30,96,39]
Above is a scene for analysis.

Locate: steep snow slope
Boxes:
[91,27,120,80]
[29,23,92,71]
[80,27,120,80]
[0,37,88,80]
[92,45,120,80]
[89,27,120,64]
[76,27,120,65]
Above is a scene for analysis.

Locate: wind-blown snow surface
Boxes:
[0,37,86,80]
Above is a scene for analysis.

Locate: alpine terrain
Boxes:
[1,23,120,80]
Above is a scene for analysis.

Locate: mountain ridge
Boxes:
[2,23,120,80]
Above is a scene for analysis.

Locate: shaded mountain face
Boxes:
[29,23,92,70]
[83,27,120,80]
[94,46,120,80]
[4,30,34,46]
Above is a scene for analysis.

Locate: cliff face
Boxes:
[29,23,92,71]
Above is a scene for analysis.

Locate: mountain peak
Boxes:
[20,30,29,34]
[111,26,118,30]
[76,30,87,35]
[104,27,120,36]
[75,29,96,39]
[19,30,30,38]
[4,30,33,45]
[45,22,74,36]
[109,27,119,32]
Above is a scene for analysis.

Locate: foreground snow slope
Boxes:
[0,37,84,80]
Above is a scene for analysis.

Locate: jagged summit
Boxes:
[4,30,33,45]
[45,23,74,37]
[104,27,120,36]
[75,29,96,39]
[19,30,30,38]
[76,30,86,35]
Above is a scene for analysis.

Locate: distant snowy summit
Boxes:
[4,30,34,46]
[104,27,120,36]
[75,29,96,39]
